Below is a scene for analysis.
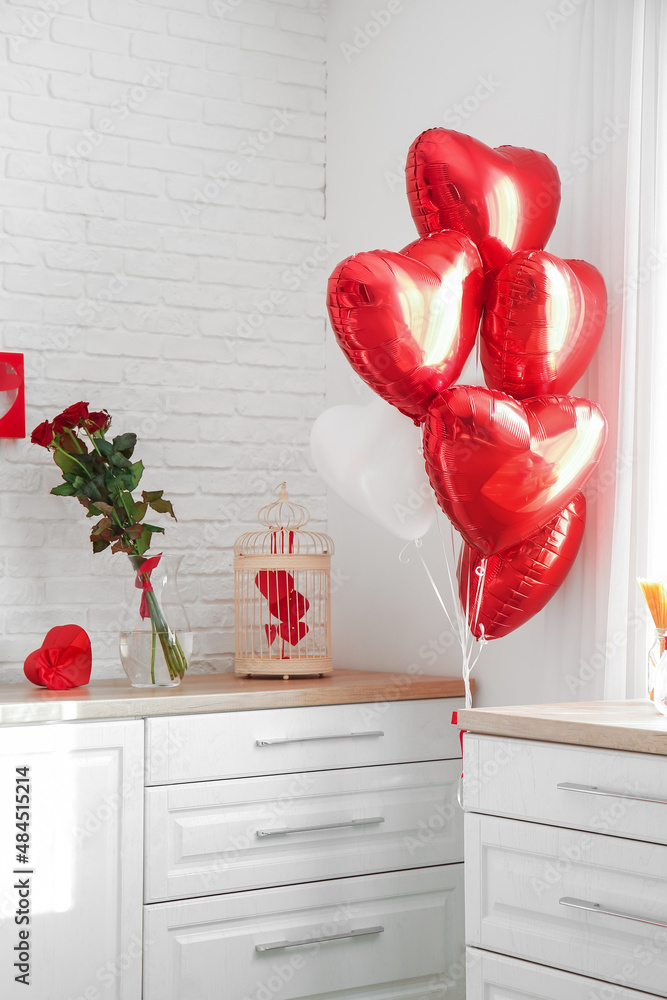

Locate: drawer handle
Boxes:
[559,897,667,928]
[256,731,384,747]
[256,817,385,838]
[256,925,385,953]
[557,781,667,806]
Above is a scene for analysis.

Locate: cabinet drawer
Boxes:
[466,948,662,999]
[145,698,461,784]
[465,813,667,997]
[143,865,464,1000]
[145,759,463,901]
[463,733,667,846]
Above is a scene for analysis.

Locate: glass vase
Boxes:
[647,629,667,717]
[119,552,193,688]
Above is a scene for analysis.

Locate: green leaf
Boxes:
[148,497,177,520]
[142,490,163,503]
[96,438,113,457]
[59,433,88,457]
[134,526,153,556]
[82,481,103,502]
[144,523,165,534]
[111,538,133,554]
[129,461,144,490]
[111,452,132,469]
[134,501,148,522]
[50,482,76,497]
[121,491,140,520]
[90,517,112,539]
[54,450,81,475]
[92,538,111,554]
[112,433,137,458]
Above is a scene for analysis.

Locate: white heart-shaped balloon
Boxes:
[310,398,435,541]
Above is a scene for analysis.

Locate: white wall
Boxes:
[325,0,632,706]
[0,0,327,680]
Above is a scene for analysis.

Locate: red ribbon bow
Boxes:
[135,553,162,620]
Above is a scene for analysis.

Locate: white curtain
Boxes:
[566,0,667,700]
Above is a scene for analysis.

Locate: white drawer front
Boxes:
[145,760,463,901]
[465,813,667,997]
[143,865,465,1000]
[463,734,667,846]
[466,948,662,999]
[146,698,462,784]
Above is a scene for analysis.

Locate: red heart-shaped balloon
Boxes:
[423,386,606,556]
[458,492,586,639]
[327,231,484,422]
[481,252,607,398]
[406,130,561,273]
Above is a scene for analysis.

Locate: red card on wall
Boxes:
[0,353,25,438]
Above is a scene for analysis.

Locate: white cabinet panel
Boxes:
[466,948,662,999]
[145,759,463,901]
[0,720,143,1000]
[145,698,463,784]
[464,734,667,845]
[465,813,667,997]
[144,865,465,1000]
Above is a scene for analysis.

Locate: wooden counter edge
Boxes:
[455,705,667,756]
[0,669,469,725]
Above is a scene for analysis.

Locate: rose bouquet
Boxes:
[31,402,188,682]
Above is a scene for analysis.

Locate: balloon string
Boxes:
[471,558,488,636]
[418,552,456,632]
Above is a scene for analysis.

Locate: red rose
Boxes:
[53,401,89,434]
[30,420,54,448]
[85,409,111,433]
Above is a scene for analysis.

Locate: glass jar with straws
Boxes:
[638,579,667,717]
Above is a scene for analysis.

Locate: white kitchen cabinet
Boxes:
[144,698,459,784]
[144,695,466,998]
[466,947,663,999]
[143,866,465,1000]
[144,759,463,901]
[459,705,667,1000]
[0,671,467,999]
[0,720,143,1000]
[465,811,667,996]
[463,733,667,844]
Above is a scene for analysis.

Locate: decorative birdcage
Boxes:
[234,483,334,678]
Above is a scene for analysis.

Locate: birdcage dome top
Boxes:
[234,483,334,557]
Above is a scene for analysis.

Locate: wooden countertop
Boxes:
[0,669,466,726]
[456,700,667,756]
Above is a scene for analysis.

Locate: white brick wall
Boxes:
[0,0,329,681]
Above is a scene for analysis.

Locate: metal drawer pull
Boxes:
[256,731,384,747]
[256,925,385,953]
[256,817,384,838]
[559,897,667,929]
[557,781,667,806]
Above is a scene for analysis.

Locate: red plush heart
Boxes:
[423,386,606,556]
[406,130,561,273]
[256,570,310,648]
[24,624,92,690]
[458,492,586,639]
[481,252,607,398]
[327,231,484,422]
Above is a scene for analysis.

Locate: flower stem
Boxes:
[151,624,157,685]
[128,554,188,683]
